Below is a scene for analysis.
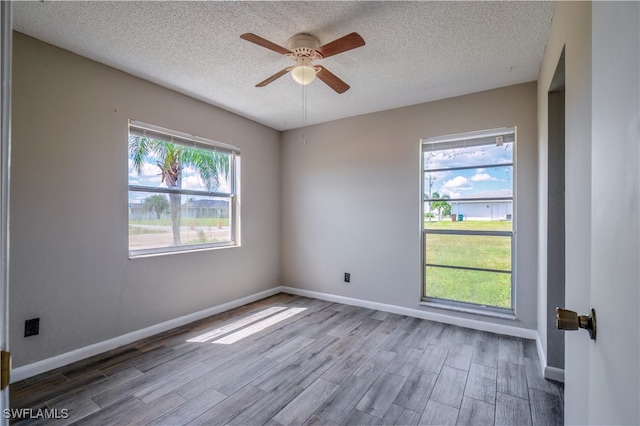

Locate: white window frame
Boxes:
[420,127,516,316]
[128,120,241,258]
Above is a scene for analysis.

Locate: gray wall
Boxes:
[11,33,281,367]
[281,82,538,330]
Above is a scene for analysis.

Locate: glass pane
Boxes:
[129,192,231,251]
[424,142,513,170]
[128,134,231,193]
[425,266,511,309]
[424,212,512,231]
[425,233,511,271]
[424,165,512,201]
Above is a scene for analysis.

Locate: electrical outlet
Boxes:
[344,273,351,283]
[25,318,40,337]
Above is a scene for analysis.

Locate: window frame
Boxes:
[128,120,241,258]
[420,127,516,316]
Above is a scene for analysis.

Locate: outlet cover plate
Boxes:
[24,318,40,337]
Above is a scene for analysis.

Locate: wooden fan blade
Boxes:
[316,32,365,58]
[316,66,350,94]
[240,33,291,55]
[256,67,293,87]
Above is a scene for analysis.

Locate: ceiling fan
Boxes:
[240,32,365,94]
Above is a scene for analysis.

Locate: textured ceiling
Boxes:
[13,1,554,131]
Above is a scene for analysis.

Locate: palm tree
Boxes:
[129,135,229,245]
[431,191,451,220]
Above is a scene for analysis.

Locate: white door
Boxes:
[573,2,640,424]
[0,2,10,424]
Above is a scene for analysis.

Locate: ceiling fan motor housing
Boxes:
[287,34,322,68]
[288,33,320,54]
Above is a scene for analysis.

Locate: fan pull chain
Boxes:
[301,83,308,144]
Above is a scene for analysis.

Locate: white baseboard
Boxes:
[535,331,565,382]
[536,331,548,376]
[12,285,565,385]
[279,286,538,340]
[544,365,565,382]
[11,287,282,383]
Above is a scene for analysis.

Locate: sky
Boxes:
[424,142,513,199]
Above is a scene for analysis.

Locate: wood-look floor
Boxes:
[10,294,564,425]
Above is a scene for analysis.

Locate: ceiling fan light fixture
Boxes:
[291,65,317,85]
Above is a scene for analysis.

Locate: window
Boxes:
[128,120,240,257]
[421,127,515,313]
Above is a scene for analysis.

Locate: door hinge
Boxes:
[1,351,10,390]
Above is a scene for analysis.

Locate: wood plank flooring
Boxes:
[9,294,564,425]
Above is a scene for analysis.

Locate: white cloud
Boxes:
[444,190,462,198]
[425,143,514,170]
[184,175,203,189]
[471,173,498,182]
[182,166,231,193]
[128,159,159,178]
[443,176,469,189]
[424,171,452,188]
[439,176,473,198]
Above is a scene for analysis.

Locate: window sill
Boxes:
[419,300,516,321]
[129,243,240,259]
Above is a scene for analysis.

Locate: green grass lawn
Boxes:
[424,220,512,308]
[425,233,511,271]
[426,266,512,308]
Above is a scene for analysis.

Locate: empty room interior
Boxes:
[1,1,639,425]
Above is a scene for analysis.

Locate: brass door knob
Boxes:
[556,307,596,340]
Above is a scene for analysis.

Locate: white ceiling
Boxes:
[13,1,554,131]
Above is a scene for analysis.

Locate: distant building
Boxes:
[128,202,145,220]
[183,199,229,219]
[424,190,513,221]
[450,200,512,221]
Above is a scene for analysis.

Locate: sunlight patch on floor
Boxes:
[213,307,308,344]
[186,306,288,343]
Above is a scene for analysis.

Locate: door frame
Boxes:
[546,49,565,375]
[0,1,12,423]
